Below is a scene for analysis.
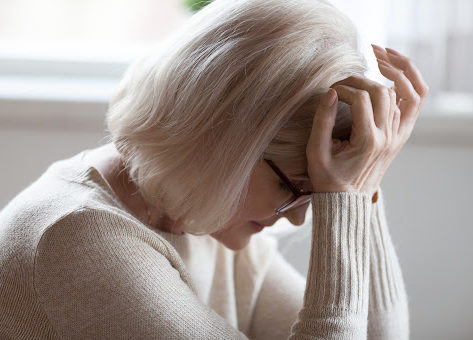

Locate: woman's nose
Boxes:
[283,202,310,226]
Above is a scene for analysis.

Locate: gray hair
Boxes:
[106,0,367,235]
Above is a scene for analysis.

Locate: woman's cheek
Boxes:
[248,199,276,220]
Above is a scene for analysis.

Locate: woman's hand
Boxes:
[306,45,429,196]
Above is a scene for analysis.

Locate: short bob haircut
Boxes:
[106,0,367,235]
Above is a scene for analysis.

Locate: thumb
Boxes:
[308,88,338,160]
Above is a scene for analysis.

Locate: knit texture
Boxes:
[0,149,409,339]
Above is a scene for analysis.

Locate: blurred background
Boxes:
[0,0,471,339]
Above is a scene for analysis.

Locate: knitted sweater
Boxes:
[0,149,409,339]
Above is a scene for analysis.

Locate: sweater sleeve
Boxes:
[289,192,372,339]
[33,209,248,340]
[249,189,409,340]
[367,187,409,339]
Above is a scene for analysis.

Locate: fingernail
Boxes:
[371,43,383,50]
[386,51,401,60]
[321,88,337,106]
[377,58,391,67]
[386,47,401,56]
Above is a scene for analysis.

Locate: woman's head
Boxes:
[105,0,367,240]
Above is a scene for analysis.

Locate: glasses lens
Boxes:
[277,195,312,214]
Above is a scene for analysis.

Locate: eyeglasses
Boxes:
[264,159,313,215]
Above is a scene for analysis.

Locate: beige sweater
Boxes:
[0,149,409,339]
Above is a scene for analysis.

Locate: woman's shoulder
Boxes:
[1,201,184,280]
[35,207,185,257]
[0,148,178,277]
[0,148,129,234]
[33,206,196,288]
[0,194,196,337]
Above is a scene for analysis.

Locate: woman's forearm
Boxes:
[367,188,410,340]
[289,192,372,339]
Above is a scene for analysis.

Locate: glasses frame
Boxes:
[264,159,313,215]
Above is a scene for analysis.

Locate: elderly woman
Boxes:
[0,0,428,338]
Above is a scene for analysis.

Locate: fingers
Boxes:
[385,82,396,142]
[371,44,402,104]
[374,53,402,103]
[307,89,338,163]
[385,48,430,99]
[376,58,419,122]
[372,45,429,139]
[392,105,401,136]
[331,75,392,130]
[330,84,378,148]
[373,45,429,101]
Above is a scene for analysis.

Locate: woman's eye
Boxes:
[279,182,291,192]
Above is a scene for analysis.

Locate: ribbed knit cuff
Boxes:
[368,188,409,312]
[305,192,372,314]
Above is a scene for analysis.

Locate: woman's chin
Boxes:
[209,221,264,251]
[221,238,250,251]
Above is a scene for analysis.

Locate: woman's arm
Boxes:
[248,187,409,340]
[34,209,249,339]
[289,191,373,339]
[249,192,372,339]
[367,187,409,339]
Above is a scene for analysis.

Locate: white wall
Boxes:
[1,108,472,340]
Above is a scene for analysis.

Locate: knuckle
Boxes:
[375,86,390,99]
[411,93,421,105]
[421,84,430,96]
[404,58,415,70]
[356,91,371,105]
